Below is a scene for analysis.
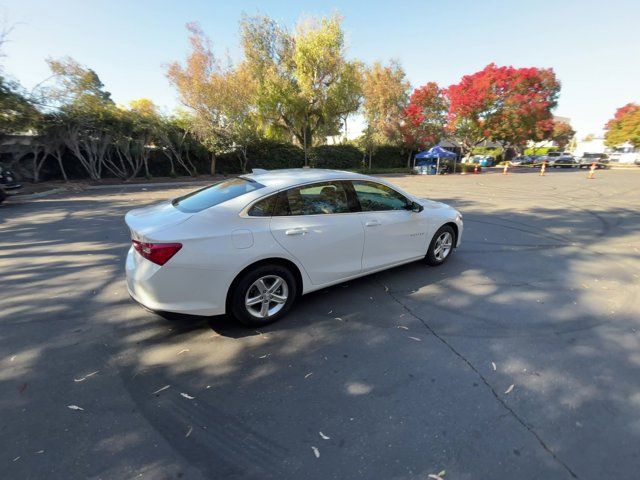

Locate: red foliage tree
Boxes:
[400,82,447,166]
[605,103,640,148]
[446,63,560,157]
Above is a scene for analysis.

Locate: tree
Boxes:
[39,57,116,180]
[167,23,260,173]
[550,121,575,150]
[361,61,410,168]
[401,82,447,166]
[240,13,362,165]
[446,63,560,157]
[605,103,640,148]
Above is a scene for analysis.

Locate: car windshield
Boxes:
[172,177,265,213]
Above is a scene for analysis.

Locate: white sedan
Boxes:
[125,169,463,326]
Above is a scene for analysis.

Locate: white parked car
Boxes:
[125,169,463,326]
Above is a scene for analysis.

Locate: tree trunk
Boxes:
[210,152,216,176]
[406,150,413,168]
[53,147,68,182]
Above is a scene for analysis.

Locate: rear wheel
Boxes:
[426,225,455,266]
[230,264,297,326]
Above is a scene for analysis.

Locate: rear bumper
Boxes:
[125,247,227,316]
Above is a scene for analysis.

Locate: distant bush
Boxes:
[217,140,305,174]
[309,144,363,169]
[524,146,558,155]
[471,146,503,163]
[458,163,482,173]
[371,145,407,168]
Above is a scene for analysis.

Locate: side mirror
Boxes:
[410,201,424,213]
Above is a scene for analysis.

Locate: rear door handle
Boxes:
[365,220,381,227]
[285,227,308,236]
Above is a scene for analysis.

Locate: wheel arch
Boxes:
[441,221,459,247]
[225,257,304,311]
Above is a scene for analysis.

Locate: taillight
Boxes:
[132,240,182,266]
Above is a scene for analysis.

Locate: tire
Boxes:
[426,225,456,266]
[229,264,297,326]
[0,188,6,205]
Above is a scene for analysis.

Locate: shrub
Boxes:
[216,140,305,174]
[458,163,481,173]
[524,146,558,155]
[371,145,406,168]
[309,144,363,169]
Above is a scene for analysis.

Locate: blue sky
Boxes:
[1,0,638,138]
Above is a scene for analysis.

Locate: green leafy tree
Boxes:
[361,61,410,168]
[241,13,362,165]
[39,57,116,180]
[167,23,260,173]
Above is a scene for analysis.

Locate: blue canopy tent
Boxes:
[414,146,458,174]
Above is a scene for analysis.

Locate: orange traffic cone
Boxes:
[540,161,546,176]
[588,162,596,179]
[502,163,509,175]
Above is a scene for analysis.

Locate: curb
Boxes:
[12,188,68,201]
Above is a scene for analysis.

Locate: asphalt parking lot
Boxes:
[1,168,639,480]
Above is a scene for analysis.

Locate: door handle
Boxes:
[285,228,308,236]
[365,220,381,227]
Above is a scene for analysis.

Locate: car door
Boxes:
[269,181,364,285]
[351,180,429,271]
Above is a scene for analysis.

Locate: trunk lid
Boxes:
[125,201,193,241]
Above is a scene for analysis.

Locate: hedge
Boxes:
[524,146,559,155]
[310,144,363,169]
[2,139,418,182]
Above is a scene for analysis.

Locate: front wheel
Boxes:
[426,225,455,266]
[230,264,297,326]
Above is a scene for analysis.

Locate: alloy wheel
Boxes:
[433,231,453,261]
[244,275,289,319]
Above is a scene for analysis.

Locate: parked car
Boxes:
[471,155,495,167]
[0,165,22,190]
[548,155,576,168]
[577,153,609,169]
[125,169,463,326]
[0,165,22,204]
[510,155,534,166]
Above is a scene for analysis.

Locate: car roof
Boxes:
[240,168,371,189]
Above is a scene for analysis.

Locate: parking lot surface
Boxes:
[1,168,639,480]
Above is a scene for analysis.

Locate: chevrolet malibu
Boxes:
[125,169,463,326]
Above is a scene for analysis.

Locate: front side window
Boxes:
[172,178,265,213]
[276,181,350,216]
[352,181,409,212]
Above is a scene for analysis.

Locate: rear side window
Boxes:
[247,194,278,217]
[274,181,351,216]
[172,178,265,213]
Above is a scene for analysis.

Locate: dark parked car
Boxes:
[548,155,576,168]
[0,165,21,190]
[0,165,22,204]
[577,153,609,169]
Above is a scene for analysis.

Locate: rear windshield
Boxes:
[172,177,265,213]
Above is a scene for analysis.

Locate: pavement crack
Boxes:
[375,278,580,480]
